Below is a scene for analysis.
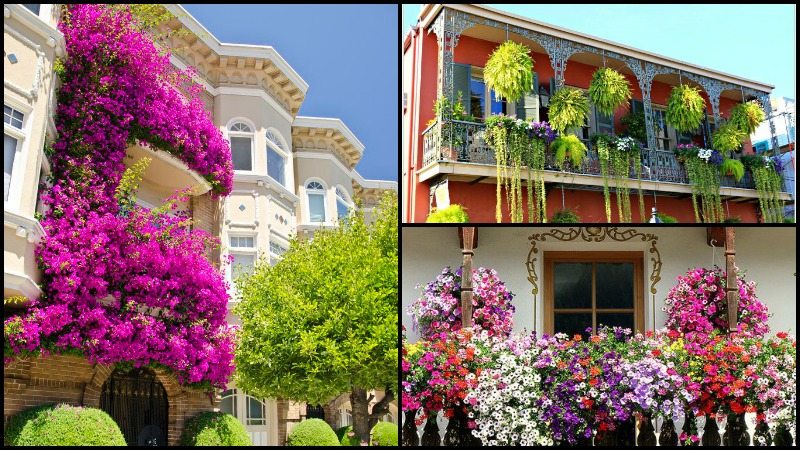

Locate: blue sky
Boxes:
[182,4,397,181]
[402,4,796,100]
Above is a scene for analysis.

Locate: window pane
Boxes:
[309,193,325,222]
[554,313,593,339]
[469,78,485,120]
[248,397,264,419]
[4,105,24,129]
[267,147,285,185]
[337,199,349,219]
[230,137,252,171]
[596,263,634,308]
[220,394,235,416]
[22,4,41,15]
[5,134,18,201]
[490,89,506,115]
[597,313,634,331]
[553,262,592,308]
[232,253,255,276]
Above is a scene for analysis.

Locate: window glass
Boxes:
[22,4,41,15]
[307,181,324,190]
[247,396,265,425]
[469,77,485,120]
[337,199,349,219]
[230,122,251,132]
[554,263,591,308]
[230,236,255,248]
[554,313,593,339]
[596,263,634,308]
[231,253,255,277]
[265,130,285,151]
[5,134,18,201]
[230,137,252,171]
[309,193,325,222]
[267,147,285,185]
[269,241,287,256]
[220,390,237,417]
[4,105,24,129]
[489,89,507,115]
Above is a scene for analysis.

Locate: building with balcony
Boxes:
[4,3,396,446]
[402,4,792,223]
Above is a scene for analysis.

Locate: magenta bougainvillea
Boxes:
[4,5,235,388]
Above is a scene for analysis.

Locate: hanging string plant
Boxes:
[610,136,642,222]
[484,41,534,103]
[742,155,784,223]
[720,158,745,182]
[666,84,706,133]
[588,67,632,116]
[712,122,747,153]
[548,87,590,134]
[485,115,513,222]
[729,100,766,135]
[675,145,724,222]
[591,133,615,222]
[551,134,588,170]
[524,121,556,223]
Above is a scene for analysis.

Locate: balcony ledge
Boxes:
[126,144,212,197]
[4,271,41,301]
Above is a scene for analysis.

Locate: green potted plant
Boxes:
[712,122,747,153]
[729,100,765,135]
[551,208,581,223]
[588,67,631,116]
[656,212,678,223]
[550,134,588,170]
[666,84,706,133]
[720,158,745,182]
[620,111,647,144]
[548,86,590,133]
[484,40,534,103]
[431,93,467,161]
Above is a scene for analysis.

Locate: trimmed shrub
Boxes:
[370,421,398,446]
[4,403,126,446]
[181,411,251,446]
[286,418,340,446]
[337,425,360,446]
[426,204,469,223]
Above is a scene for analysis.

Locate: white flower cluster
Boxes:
[615,136,637,153]
[697,148,714,162]
[466,342,553,446]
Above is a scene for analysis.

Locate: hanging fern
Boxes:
[720,158,745,182]
[729,100,765,135]
[551,134,588,170]
[588,67,632,116]
[551,208,581,223]
[666,84,706,133]
[548,87,590,133]
[712,122,747,153]
[484,41,534,103]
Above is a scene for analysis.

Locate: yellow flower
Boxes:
[405,343,421,357]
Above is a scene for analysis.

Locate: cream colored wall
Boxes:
[294,157,354,225]
[401,227,797,342]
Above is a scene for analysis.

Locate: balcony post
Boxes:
[429,8,472,103]
[641,62,660,151]
[724,226,739,332]
[459,227,478,328]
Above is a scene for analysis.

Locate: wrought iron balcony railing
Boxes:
[421,119,780,191]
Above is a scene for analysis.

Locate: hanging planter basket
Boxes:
[729,100,765,135]
[666,84,706,133]
[484,40,534,103]
[551,134,587,170]
[588,67,632,116]
[712,122,747,153]
[548,87,589,134]
[720,158,745,182]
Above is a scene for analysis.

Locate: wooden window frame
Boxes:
[543,251,644,335]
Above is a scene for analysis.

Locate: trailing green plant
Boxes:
[4,404,126,446]
[753,165,783,223]
[720,158,745,182]
[181,411,252,446]
[551,134,587,170]
[712,122,747,153]
[430,93,468,155]
[425,204,470,223]
[723,216,742,223]
[591,133,615,222]
[684,153,724,223]
[588,67,632,116]
[666,84,706,133]
[548,87,590,133]
[740,154,767,172]
[286,419,340,446]
[620,111,647,144]
[656,212,678,223]
[729,100,765,135]
[596,135,642,222]
[370,421,398,446]
[551,208,581,223]
[483,41,534,103]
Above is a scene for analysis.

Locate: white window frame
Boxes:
[226,118,256,173]
[227,232,258,289]
[268,236,289,266]
[265,128,289,187]
[304,178,328,225]
[245,394,267,426]
[4,99,33,210]
[335,185,353,221]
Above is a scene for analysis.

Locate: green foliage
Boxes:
[337,426,360,446]
[656,212,678,223]
[115,156,151,213]
[53,58,66,81]
[551,208,581,223]
[551,134,588,170]
[753,166,783,223]
[430,93,468,151]
[426,204,469,223]
[783,217,795,223]
[588,67,632,116]
[181,412,251,446]
[712,122,746,153]
[234,193,397,418]
[723,216,742,223]
[620,111,647,144]
[286,419,340,446]
[4,295,28,306]
[684,157,724,223]
[483,41,534,103]
[740,154,767,171]
[370,422,398,446]
[4,404,126,446]
[108,4,189,46]
[666,84,706,133]
[548,87,590,133]
[720,158,745,182]
[729,101,765,135]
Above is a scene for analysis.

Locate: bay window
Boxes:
[306,180,326,223]
[335,186,351,220]
[266,129,287,186]
[228,122,253,172]
[4,104,26,202]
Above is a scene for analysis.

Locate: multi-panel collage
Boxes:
[401,3,796,448]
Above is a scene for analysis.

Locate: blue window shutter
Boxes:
[452,63,471,117]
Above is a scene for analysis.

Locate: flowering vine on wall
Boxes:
[4,5,235,389]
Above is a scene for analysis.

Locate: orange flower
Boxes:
[573,334,583,342]
[590,335,602,343]
[573,372,585,381]
[589,378,599,387]
[741,355,751,363]
[557,361,568,369]
[590,366,601,377]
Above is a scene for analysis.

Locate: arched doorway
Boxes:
[100,368,168,446]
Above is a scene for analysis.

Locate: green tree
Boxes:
[234,193,398,444]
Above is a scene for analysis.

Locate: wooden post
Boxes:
[458,227,478,328]
[724,227,738,332]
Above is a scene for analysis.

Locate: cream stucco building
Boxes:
[4,3,396,445]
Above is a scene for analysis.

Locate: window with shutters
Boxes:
[515,72,539,121]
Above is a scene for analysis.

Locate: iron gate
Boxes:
[306,404,325,420]
[100,368,168,446]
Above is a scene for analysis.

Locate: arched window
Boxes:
[306,180,326,223]
[246,395,266,425]
[220,389,237,417]
[266,129,287,186]
[228,121,253,171]
[335,186,351,220]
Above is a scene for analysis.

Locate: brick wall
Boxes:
[3,355,215,445]
[190,192,221,267]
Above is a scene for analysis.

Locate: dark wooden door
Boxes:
[100,368,168,446]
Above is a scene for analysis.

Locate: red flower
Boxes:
[730,401,745,414]
[651,349,662,357]
[776,331,788,339]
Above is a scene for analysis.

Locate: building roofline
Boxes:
[165,4,309,94]
[293,116,365,155]
[352,170,397,190]
[418,4,774,92]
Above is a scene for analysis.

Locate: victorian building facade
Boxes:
[402,4,792,223]
[4,3,396,445]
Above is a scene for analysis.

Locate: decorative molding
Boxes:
[526,227,662,332]
[4,209,45,243]
[216,86,294,123]
[4,23,47,100]
[234,173,298,203]
[4,271,42,299]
